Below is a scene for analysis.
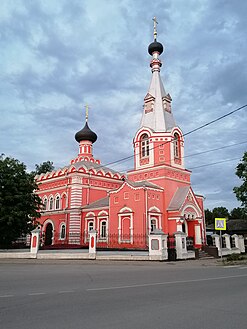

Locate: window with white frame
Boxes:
[140,134,149,158]
[60,224,66,239]
[100,221,107,239]
[49,196,53,210]
[43,197,47,210]
[55,195,60,210]
[173,132,180,159]
[88,221,94,232]
[150,218,157,232]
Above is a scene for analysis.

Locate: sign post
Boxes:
[215,218,226,261]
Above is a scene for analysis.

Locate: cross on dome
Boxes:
[85,104,90,122]
[153,16,158,41]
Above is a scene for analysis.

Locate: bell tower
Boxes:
[133,17,184,171]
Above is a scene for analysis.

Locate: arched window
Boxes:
[49,196,53,210]
[150,218,157,232]
[100,221,107,238]
[140,134,149,158]
[55,195,60,210]
[173,133,180,159]
[88,221,94,232]
[43,197,47,210]
[60,224,66,239]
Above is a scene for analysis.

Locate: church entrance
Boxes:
[44,223,53,246]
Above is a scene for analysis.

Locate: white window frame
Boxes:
[60,223,66,240]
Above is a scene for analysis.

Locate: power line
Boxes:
[188,157,241,170]
[183,104,247,137]
[118,140,247,173]
[184,140,247,159]
[98,103,247,170]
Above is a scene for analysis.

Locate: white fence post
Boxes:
[149,229,168,261]
[174,232,187,260]
[89,230,97,259]
[30,228,41,257]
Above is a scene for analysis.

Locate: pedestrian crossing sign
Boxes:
[215,218,226,230]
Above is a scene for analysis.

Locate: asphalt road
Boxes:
[0,259,247,329]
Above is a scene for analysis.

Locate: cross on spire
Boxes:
[85,104,90,122]
[153,16,158,41]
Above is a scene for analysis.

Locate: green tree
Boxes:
[233,152,247,212]
[212,206,230,220]
[33,160,55,175]
[230,207,246,219]
[0,155,42,248]
[204,208,213,225]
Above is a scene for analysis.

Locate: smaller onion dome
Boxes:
[75,122,97,143]
[148,41,163,56]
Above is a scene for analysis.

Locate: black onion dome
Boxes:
[75,122,97,143]
[148,41,163,55]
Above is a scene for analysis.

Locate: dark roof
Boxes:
[148,41,163,55]
[83,196,109,210]
[207,219,247,232]
[227,219,247,231]
[75,121,97,143]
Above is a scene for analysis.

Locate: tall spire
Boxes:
[140,18,176,132]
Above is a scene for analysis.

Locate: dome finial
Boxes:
[153,16,158,41]
[85,104,90,122]
[75,105,97,144]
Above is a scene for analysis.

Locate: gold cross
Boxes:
[85,104,90,121]
[153,16,158,41]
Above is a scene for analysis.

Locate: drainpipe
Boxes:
[144,186,148,244]
[87,172,91,205]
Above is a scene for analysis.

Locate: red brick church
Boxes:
[35,20,206,250]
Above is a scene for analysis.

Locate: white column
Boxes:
[30,229,41,256]
[69,175,83,244]
[223,233,231,249]
[174,231,187,259]
[89,230,97,259]
[238,235,245,253]
[232,234,239,249]
[195,224,202,245]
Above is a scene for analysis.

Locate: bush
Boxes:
[226,253,244,262]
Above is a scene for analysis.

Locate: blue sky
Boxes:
[0,0,246,211]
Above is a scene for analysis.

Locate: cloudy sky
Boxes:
[0,0,246,211]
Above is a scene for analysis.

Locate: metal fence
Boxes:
[40,232,148,251]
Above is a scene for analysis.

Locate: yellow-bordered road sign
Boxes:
[215,218,226,230]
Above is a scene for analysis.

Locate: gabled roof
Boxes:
[69,160,122,176]
[83,196,109,210]
[109,179,163,194]
[127,179,162,190]
[167,186,190,211]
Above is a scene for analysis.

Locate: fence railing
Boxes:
[40,232,148,250]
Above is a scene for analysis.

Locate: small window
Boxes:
[124,192,129,199]
[140,134,149,158]
[60,224,66,239]
[100,221,107,238]
[174,133,180,159]
[49,196,53,210]
[151,219,157,232]
[88,221,94,232]
[134,193,140,201]
[55,195,60,210]
[114,196,119,204]
[43,198,47,210]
